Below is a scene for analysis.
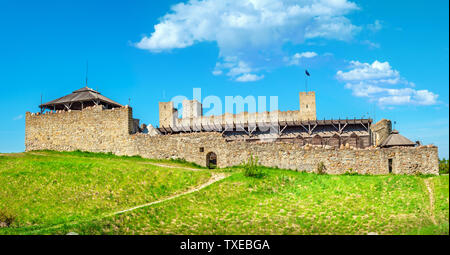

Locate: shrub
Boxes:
[0,208,15,228]
[439,158,449,175]
[243,154,264,178]
[317,162,326,175]
[344,168,359,175]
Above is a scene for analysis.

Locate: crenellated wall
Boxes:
[299,91,316,121]
[25,105,135,155]
[160,91,318,129]
[25,106,439,175]
[176,110,305,130]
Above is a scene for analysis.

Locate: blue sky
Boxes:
[0,0,448,158]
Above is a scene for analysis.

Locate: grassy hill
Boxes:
[0,151,448,235]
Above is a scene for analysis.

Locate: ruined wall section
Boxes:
[132,132,221,166]
[159,102,178,128]
[25,105,135,155]
[160,91,317,128]
[243,144,438,175]
[385,146,439,175]
[25,108,438,175]
[176,110,301,130]
[131,132,438,175]
[182,99,202,119]
[371,119,392,146]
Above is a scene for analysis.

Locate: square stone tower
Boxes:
[182,99,202,119]
[159,102,178,128]
[299,91,316,121]
[370,119,392,146]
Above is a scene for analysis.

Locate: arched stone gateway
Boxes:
[206,152,217,169]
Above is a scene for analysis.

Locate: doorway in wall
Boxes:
[206,152,217,169]
[388,158,393,173]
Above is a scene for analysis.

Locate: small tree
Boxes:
[317,162,326,175]
[243,154,263,178]
[439,158,449,175]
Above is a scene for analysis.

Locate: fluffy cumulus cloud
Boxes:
[337,60,438,106]
[136,0,360,81]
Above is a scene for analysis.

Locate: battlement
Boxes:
[299,91,316,121]
[159,91,317,129]
[24,89,438,175]
[182,99,202,119]
[25,105,135,153]
[159,102,178,128]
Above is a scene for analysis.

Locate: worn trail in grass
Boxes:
[0,151,211,234]
[1,151,448,235]
[18,173,228,235]
[46,169,449,235]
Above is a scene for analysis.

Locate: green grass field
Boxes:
[0,151,448,235]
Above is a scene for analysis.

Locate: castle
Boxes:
[25,86,439,175]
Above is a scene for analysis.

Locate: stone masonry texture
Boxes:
[25,106,439,175]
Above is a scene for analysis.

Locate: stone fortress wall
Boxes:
[371,119,392,146]
[25,104,439,175]
[26,105,136,155]
[160,92,317,129]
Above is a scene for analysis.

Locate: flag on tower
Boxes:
[305,69,310,76]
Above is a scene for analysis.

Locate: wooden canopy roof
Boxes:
[158,118,372,134]
[380,130,416,147]
[40,86,123,111]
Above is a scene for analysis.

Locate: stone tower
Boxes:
[299,91,316,121]
[159,102,178,128]
[182,99,202,119]
[370,119,392,146]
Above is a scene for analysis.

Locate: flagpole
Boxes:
[305,74,307,92]
[304,69,310,92]
[305,75,308,92]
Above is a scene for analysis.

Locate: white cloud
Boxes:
[212,70,223,76]
[361,40,380,49]
[337,60,439,106]
[211,57,264,82]
[136,0,360,81]
[13,115,23,120]
[286,51,318,65]
[337,61,400,81]
[236,73,264,82]
[304,16,361,40]
[295,52,318,58]
[226,60,252,77]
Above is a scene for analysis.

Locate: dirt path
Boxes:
[0,152,26,157]
[27,172,228,234]
[424,178,437,225]
[27,152,205,171]
[138,162,204,171]
[108,172,226,216]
